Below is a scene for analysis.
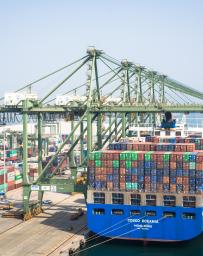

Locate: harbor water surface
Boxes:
[82,234,203,256]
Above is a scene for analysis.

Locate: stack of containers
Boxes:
[7,166,15,191]
[119,151,139,191]
[14,169,22,189]
[137,151,144,191]
[144,152,152,192]
[109,142,195,152]
[28,147,34,157]
[0,151,4,160]
[196,152,203,193]
[6,149,17,161]
[28,163,38,182]
[146,136,203,150]
[0,166,7,192]
[88,140,203,195]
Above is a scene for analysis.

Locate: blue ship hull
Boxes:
[87,203,203,241]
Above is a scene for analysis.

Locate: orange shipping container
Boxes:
[163,177,169,183]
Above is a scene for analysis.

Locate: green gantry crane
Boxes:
[0,47,203,220]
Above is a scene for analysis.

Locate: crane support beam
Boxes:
[34,111,88,184]
[89,105,203,113]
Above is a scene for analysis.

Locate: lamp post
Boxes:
[3,129,6,193]
[0,124,6,194]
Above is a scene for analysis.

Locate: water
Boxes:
[81,235,203,256]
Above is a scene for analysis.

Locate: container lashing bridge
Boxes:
[0,47,203,220]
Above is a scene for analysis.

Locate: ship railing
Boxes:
[129,123,158,128]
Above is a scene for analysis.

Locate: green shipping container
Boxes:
[163,152,170,161]
[15,174,22,181]
[126,182,132,190]
[95,160,102,167]
[113,160,119,168]
[125,152,132,160]
[183,153,190,162]
[0,183,8,192]
[0,169,7,176]
[145,152,153,161]
[94,151,102,160]
[125,182,138,190]
[131,183,138,190]
[131,152,138,161]
[189,162,196,170]
[120,152,126,160]
[126,161,132,168]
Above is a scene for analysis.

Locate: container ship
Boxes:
[86,116,203,242]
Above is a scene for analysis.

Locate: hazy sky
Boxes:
[0,0,202,96]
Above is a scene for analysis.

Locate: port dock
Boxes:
[0,188,86,256]
[0,47,203,251]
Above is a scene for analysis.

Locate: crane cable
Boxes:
[72,216,167,255]
[86,215,147,243]
[44,67,121,105]
[0,55,88,101]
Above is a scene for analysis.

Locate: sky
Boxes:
[0,0,202,97]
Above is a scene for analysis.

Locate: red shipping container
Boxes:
[95,168,101,175]
[170,162,176,170]
[170,153,177,162]
[120,175,125,182]
[163,176,169,183]
[182,177,189,185]
[8,180,15,191]
[196,163,203,170]
[150,145,156,151]
[101,168,106,175]
[131,161,138,168]
[156,184,163,192]
[132,144,139,150]
[176,177,182,184]
[186,144,195,151]
[120,182,125,190]
[196,154,203,163]
[120,168,126,175]
[0,174,7,184]
[144,176,150,183]
[170,184,176,193]
[176,153,183,161]
[120,161,126,168]
[106,168,113,174]
[151,153,157,161]
[138,152,144,161]
[131,175,137,182]
[7,166,14,173]
[127,144,133,150]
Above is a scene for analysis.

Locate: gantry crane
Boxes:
[0,47,203,220]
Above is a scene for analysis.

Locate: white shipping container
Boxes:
[7,172,15,182]
[4,93,38,106]
[55,95,86,106]
[104,97,122,105]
